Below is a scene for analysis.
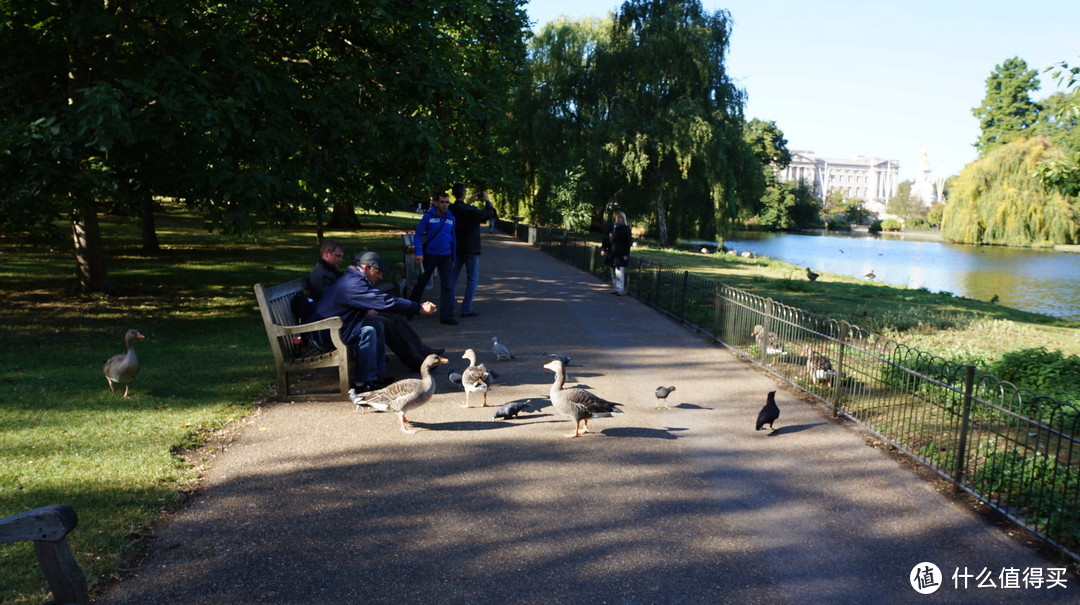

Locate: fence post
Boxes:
[680,271,689,319]
[712,282,723,340]
[832,342,847,417]
[952,365,977,492]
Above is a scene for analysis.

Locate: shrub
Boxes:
[989,347,1080,405]
[880,218,902,231]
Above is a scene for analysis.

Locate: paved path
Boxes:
[99,232,1073,604]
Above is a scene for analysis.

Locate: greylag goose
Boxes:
[103,329,145,398]
[542,353,572,366]
[460,348,494,407]
[863,270,876,280]
[493,400,534,420]
[351,354,447,433]
[806,267,819,282]
[654,386,676,409]
[543,359,623,438]
[756,391,779,431]
[751,324,787,356]
[806,351,837,386]
[492,336,515,360]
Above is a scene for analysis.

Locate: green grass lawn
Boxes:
[0,205,416,604]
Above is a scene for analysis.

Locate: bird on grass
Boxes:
[863,270,876,280]
[348,388,389,413]
[806,350,837,386]
[544,359,623,438]
[756,391,780,432]
[492,336,515,360]
[104,329,145,398]
[493,400,535,420]
[751,324,787,356]
[351,354,447,434]
[460,348,494,408]
[654,386,676,409]
[806,267,819,282]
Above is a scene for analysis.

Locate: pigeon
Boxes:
[348,388,389,413]
[460,349,494,407]
[542,353,572,366]
[806,267,819,282]
[493,400,534,420]
[806,351,837,386]
[447,370,464,389]
[654,386,676,409]
[756,391,780,431]
[751,325,787,356]
[350,354,447,433]
[544,359,623,438]
[103,329,145,398]
[492,336,515,360]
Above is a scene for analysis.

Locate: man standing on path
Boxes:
[600,211,631,296]
[411,190,458,325]
[450,184,496,318]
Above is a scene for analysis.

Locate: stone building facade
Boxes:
[777,150,900,216]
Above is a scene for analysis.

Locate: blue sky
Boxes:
[523,1,1080,182]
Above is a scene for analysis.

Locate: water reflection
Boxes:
[718,232,1080,321]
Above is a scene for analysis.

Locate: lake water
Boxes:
[715,232,1080,321]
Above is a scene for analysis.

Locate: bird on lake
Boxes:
[864,270,876,280]
[460,348,494,408]
[103,329,145,398]
[654,386,676,409]
[544,359,623,438]
[492,336,515,360]
[751,324,787,357]
[756,391,780,432]
[351,354,447,434]
[806,267,819,282]
[542,353,572,366]
[806,351,837,386]
[493,400,535,420]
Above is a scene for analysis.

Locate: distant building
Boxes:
[777,150,900,216]
[911,147,945,205]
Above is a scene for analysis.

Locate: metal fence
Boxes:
[520,224,1080,563]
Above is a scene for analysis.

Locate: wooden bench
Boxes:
[0,504,89,605]
[254,276,350,398]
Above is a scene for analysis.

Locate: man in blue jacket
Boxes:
[310,252,442,377]
[410,190,458,325]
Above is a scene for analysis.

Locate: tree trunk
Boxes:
[327,201,361,229]
[140,191,160,253]
[72,205,113,294]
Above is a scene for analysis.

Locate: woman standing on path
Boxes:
[600,211,631,296]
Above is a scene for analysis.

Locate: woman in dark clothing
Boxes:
[600,211,631,295]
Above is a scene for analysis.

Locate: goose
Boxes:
[103,329,145,398]
[492,336,515,360]
[654,386,676,409]
[460,349,494,407]
[543,359,623,438]
[751,325,787,356]
[864,270,876,280]
[542,353,572,366]
[806,351,837,386]
[351,354,447,433]
[806,267,819,282]
[756,391,779,432]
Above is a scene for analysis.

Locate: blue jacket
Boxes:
[310,267,420,346]
[415,208,456,258]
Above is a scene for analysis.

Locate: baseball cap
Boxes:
[354,251,386,271]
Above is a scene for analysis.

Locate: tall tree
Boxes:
[972,57,1041,157]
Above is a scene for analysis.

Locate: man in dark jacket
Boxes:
[311,252,443,373]
[600,211,632,295]
[309,239,345,299]
[449,184,496,317]
[410,191,458,325]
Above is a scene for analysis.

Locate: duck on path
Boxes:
[460,348,494,408]
[352,354,447,434]
[104,329,145,398]
[543,359,623,438]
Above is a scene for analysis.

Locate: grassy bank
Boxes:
[0,205,416,604]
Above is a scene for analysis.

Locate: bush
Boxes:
[989,347,1080,405]
[880,218,902,231]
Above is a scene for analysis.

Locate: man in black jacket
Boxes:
[449,184,496,317]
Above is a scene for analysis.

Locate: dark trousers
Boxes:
[363,312,432,372]
[410,253,455,321]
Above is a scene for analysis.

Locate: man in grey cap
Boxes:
[310,251,443,374]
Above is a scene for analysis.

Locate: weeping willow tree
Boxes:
[943,137,1079,246]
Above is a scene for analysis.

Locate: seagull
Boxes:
[104,329,145,398]
[542,353,572,366]
[348,388,389,413]
[350,354,447,433]
[806,351,837,386]
[460,348,494,407]
[492,336,515,360]
[493,400,534,420]
[864,270,876,280]
[806,267,819,282]
[544,359,623,438]
[751,324,787,356]
[654,386,676,409]
[756,391,779,432]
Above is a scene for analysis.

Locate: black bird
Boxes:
[493,400,533,420]
[756,391,780,431]
[654,386,676,409]
[806,267,819,282]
